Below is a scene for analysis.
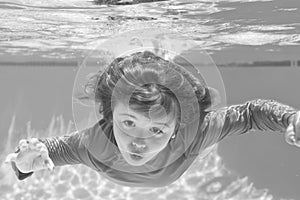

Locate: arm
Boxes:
[201,99,298,148]
[38,131,89,167]
[12,127,94,180]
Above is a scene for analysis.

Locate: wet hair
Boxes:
[80,51,214,134]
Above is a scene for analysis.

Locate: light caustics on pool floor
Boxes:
[0,115,287,200]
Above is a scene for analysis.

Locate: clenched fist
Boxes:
[5,138,54,173]
[285,111,300,147]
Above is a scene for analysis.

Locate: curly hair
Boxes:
[78,51,214,134]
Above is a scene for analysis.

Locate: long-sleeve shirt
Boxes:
[12,99,298,187]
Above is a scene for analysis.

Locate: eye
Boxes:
[149,127,165,135]
[122,120,136,127]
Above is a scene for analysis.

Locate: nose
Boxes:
[129,140,148,154]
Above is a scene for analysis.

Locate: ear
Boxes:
[206,87,221,111]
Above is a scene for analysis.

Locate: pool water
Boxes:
[0,0,300,199]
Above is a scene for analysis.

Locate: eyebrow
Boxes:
[119,113,170,128]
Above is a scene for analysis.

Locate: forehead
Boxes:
[113,102,176,124]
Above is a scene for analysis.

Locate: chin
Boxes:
[122,153,152,166]
[125,157,147,166]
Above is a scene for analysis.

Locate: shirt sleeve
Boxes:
[200,99,298,148]
[38,130,90,167]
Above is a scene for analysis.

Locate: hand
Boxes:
[4,138,54,173]
[285,111,300,147]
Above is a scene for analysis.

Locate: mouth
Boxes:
[129,153,144,160]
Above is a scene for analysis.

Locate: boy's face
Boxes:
[112,102,176,166]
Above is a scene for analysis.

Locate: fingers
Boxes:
[18,138,41,152]
[40,147,55,171]
[294,112,300,147]
[35,143,43,151]
[3,139,31,163]
[19,139,29,152]
[285,123,296,146]
[31,138,54,171]
[16,137,54,171]
[4,153,17,164]
[28,138,39,149]
[285,112,300,147]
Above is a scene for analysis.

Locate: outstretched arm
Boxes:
[201,99,298,148]
[38,131,90,167]
[10,122,102,180]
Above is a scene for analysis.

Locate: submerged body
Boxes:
[12,99,297,187]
